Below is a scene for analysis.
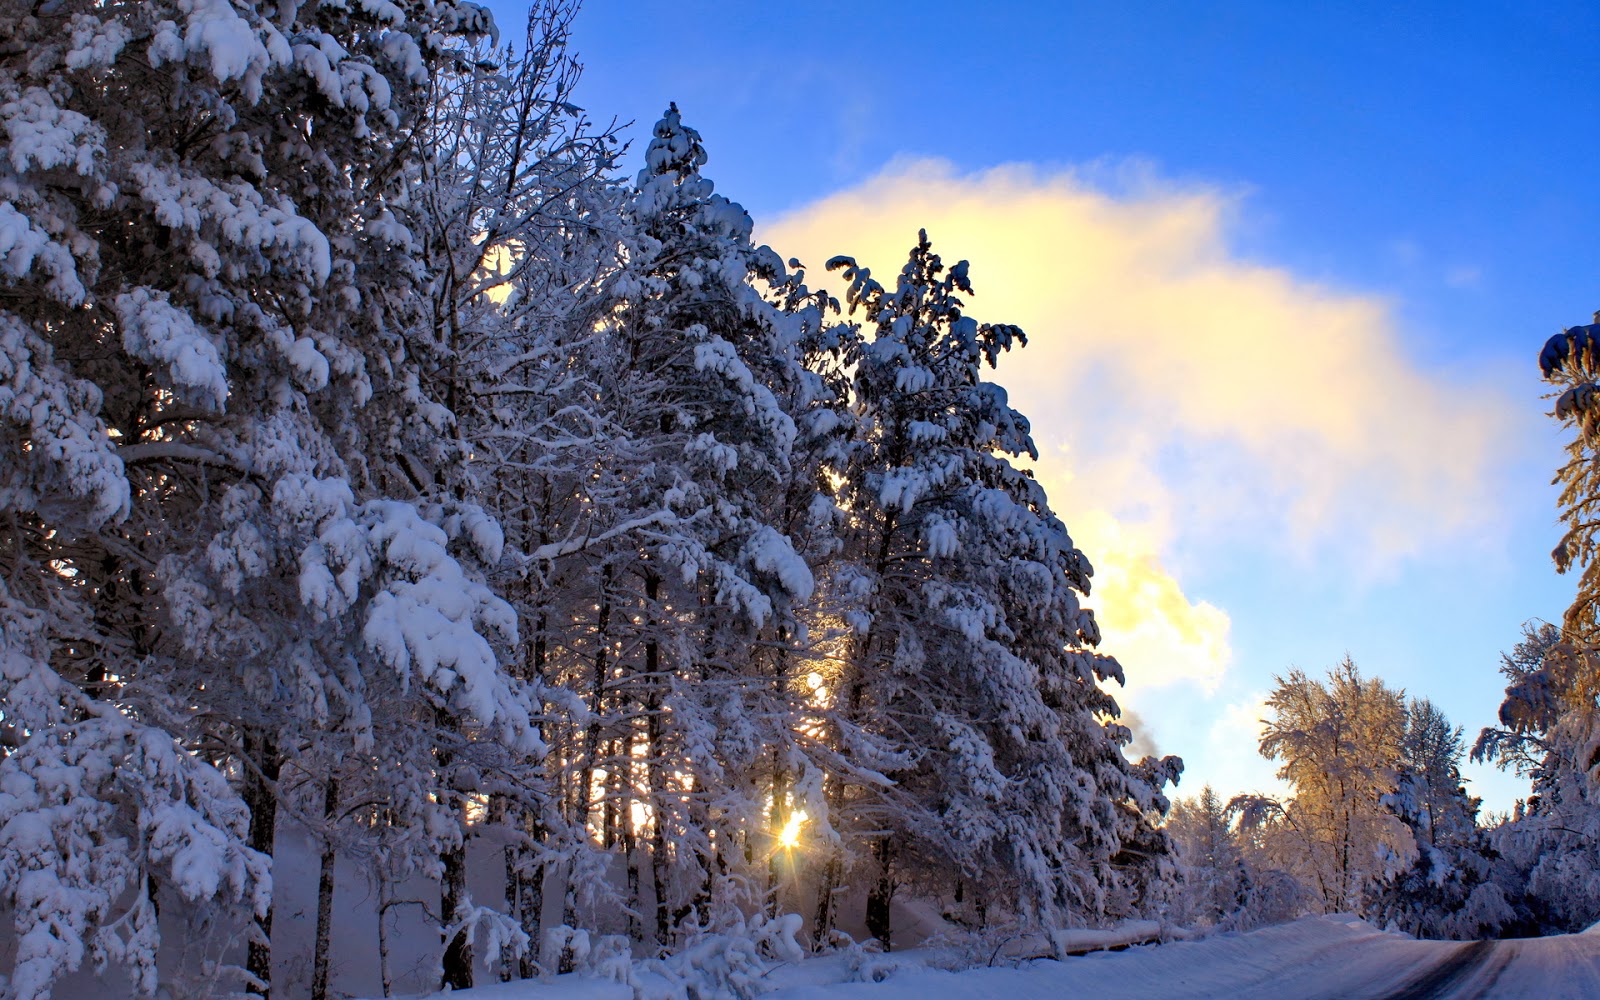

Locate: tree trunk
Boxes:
[813,850,842,946]
[690,592,718,930]
[563,570,612,972]
[578,572,612,836]
[643,571,672,946]
[438,707,473,991]
[650,802,671,946]
[310,773,340,1000]
[515,606,550,979]
[377,878,395,998]
[519,806,546,980]
[604,736,621,849]
[865,835,896,950]
[690,818,714,929]
[491,793,518,983]
[623,753,641,941]
[812,770,845,947]
[768,756,789,917]
[242,726,280,996]
[441,838,472,989]
[768,625,791,917]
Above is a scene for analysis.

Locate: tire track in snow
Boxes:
[1383,940,1500,1000]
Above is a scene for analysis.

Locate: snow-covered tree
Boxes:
[1166,787,1247,927]
[1473,620,1563,781]
[1474,621,1600,934]
[1541,317,1600,642]
[1369,700,1511,940]
[0,1,545,995]
[1472,313,1600,934]
[582,104,841,943]
[399,3,624,984]
[1236,659,1409,914]
[1393,701,1473,853]
[1166,786,1311,932]
[0,2,1195,987]
[458,103,845,962]
[815,232,1180,949]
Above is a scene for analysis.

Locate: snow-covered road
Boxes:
[763,917,1600,1000]
[390,915,1600,1000]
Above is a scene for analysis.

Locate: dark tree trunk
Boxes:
[578,571,613,833]
[643,571,672,945]
[768,624,791,917]
[768,761,787,916]
[242,726,280,996]
[562,570,612,973]
[310,774,340,1000]
[491,793,518,983]
[604,736,621,849]
[650,801,671,946]
[438,707,473,991]
[622,751,641,941]
[440,837,472,989]
[866,836,896,950]
[690,823,713,929]
[518,806,546,980]
[813,848,843,947]
[514,608,550,979]
[689,593,718,930]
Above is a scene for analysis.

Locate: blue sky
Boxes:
[487,0,1598,811]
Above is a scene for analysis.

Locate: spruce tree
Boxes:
[818,232,1179,948]
[0,1,535,995]
[1475,621,1600,933]
[584,103,825,938]
[1370,700,1511,939]
[1167,787,1248,927]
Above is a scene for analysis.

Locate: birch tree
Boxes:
[1244,659,1409,913]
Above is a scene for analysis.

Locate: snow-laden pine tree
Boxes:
[749,257,857,923]
[1474,620,1564,781]
[1474,621,1600,933]
[1166,786,1249,928]
[1369,700,1511,939]
[496,103,840,956]
[815,233,1180,949]
[1465,320,1600,934]
[1542,317,1600,642]
[396,3,625,984]
[0,1,545,996]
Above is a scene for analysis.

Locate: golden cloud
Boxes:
[761,158,1512,695]
[1067,504,1233,694]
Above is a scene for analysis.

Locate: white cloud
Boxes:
[1205,692,1286,798]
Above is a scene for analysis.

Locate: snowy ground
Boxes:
[372,915,1600,1000]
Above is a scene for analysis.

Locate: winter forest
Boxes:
[0,1,1597,998]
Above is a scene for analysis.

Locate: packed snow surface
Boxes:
[374,915,1600,1000]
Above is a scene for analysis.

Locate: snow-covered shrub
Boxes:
[640,913,807,1000]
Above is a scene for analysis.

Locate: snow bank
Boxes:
[368,915,1600,1000]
